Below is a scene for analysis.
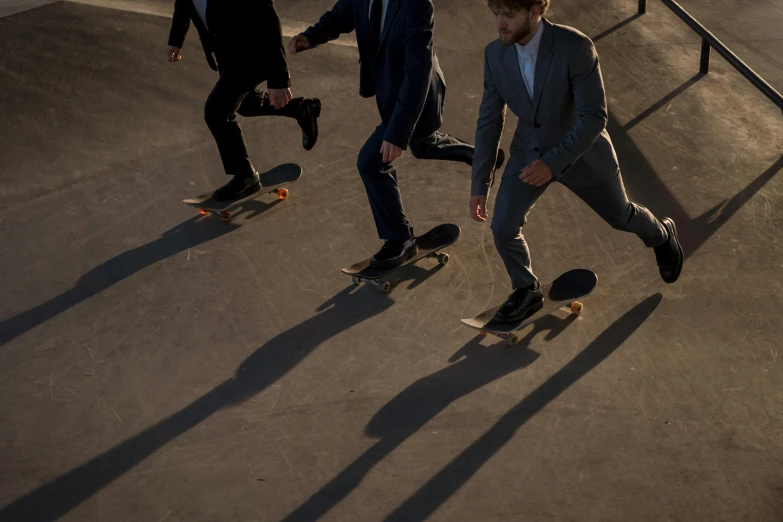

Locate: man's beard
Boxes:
[499,16,532,45]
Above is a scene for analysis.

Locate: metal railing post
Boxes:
[700,39,711,74]
[655,0,783,115]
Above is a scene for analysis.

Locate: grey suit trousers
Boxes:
[490,160,667,289]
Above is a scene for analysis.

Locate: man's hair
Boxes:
[486,0,550,16]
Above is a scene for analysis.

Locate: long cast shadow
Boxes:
[0,200,279,348]
[606,96,783,260]
[584,24,783,261]
[0,268,439,521]
[382,293,662,522]
[622,73,703,131]
[687,156,783,251]
[280,313,578,522]
[591,13,643,43]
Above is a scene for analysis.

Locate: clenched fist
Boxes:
[469,195,488,222]
[166,46,182,62]
[287,34,311,55]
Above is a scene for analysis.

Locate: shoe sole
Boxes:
[303,100,321,151]
[662,217,683,283]
[234,181,262,200]
[212,181,261,202]
[494,297,544,324]
[368,244,419,269]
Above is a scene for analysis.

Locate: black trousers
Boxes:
[204,67,302,177]
[356,122,474,240]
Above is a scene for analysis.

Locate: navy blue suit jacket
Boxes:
[303,0,445,149]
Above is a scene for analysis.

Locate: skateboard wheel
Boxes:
[220,210,232,222]
[479,330,488,336]
[570,302,584,314]
[379,281,391,294]
[277,188,289,200]
[351,276,359,285]
[506,334,520,346]
[437,253,449,266]
[199,209,208,216]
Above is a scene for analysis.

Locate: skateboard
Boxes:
[461,268,597,345]
[342,223,460,293]
[183,163,302,222]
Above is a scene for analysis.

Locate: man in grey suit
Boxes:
[470,0,684,323]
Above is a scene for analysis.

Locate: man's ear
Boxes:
[532,4,541,18]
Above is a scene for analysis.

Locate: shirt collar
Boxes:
[515,20,544,59]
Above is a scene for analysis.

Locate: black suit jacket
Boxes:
[168,0,290,88]
[303,0,445,149]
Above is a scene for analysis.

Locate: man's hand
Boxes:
[380,141,403,163]
[166,46,182,62]
[288,34,311,55]
[469,195,488,222]
[519,159,553,186]
[268,88,292,110]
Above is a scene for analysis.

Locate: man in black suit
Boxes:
[289,0,505,267]
[166,0,322,200]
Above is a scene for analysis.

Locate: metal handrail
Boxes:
[639,0,783,116]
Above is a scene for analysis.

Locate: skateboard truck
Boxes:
[351,276,392,294]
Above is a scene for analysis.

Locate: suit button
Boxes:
[534,123,541,128]
[534,147,540,152]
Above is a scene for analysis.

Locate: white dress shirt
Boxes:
[192,0,208,30]
[514,21,544,99]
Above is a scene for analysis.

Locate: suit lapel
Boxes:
[204,1,212,32]
[504,44,532,107]
[361,0,372,29]
[531,19,555,119]
[377,0,401,55]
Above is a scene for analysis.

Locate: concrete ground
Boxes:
[1,0,782,520]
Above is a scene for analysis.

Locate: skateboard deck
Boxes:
[183,163,302,221]
[461,268,597,345]
[342,223,460,293]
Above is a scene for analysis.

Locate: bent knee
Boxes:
[204,105,224,125]
[605,204,635,230]
[356,152,376,177]
[204,100,235,126]
[357,143,384,176]
[491,218,525,242]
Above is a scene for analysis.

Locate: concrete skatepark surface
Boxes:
[1,0,783,520]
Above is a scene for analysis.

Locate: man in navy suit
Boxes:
[289,0,505,267]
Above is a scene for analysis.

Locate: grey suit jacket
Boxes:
[471,18,619,196]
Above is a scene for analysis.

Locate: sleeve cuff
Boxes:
[541,151,572,180]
